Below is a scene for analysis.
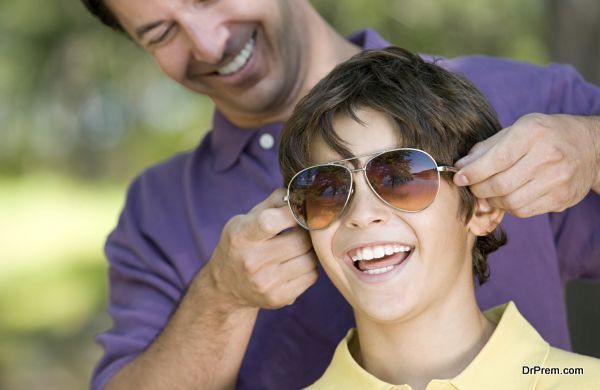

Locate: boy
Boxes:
[279,47,600,389]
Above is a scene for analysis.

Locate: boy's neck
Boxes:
[353,281,495,390]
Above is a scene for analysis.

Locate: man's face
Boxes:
[106,0,309,123]
[309,108,478,324]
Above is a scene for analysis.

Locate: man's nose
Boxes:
[344,171,389,229]
[178,10,229,65]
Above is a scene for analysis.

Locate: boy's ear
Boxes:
[467,198,505,236]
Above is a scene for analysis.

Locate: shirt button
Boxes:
[259,133,275,150]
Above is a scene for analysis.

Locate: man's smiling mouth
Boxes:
[217,36,255,76]
[348,243,413,275]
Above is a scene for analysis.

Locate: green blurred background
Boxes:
[1,0,599,388]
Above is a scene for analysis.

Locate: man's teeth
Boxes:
[350,244,411,262]
[363,265,395,275]
[217,38,254,76]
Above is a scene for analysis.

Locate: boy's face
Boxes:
[309,108,480,323]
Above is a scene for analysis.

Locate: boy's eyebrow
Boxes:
[135,21,165,40]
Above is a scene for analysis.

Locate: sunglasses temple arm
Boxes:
[437,166,459,173]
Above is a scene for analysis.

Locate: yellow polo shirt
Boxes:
[308,302,600,389]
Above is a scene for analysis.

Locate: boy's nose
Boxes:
[343,172,390,229]
[178,11,229,65]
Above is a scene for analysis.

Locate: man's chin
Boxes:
[214,90,296,122]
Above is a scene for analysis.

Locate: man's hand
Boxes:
[205,188,318,310]
[106,189,316,390]
[453,113,600,218]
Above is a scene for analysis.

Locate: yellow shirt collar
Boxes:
[309,301,550,390]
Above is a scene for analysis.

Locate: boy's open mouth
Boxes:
[348,244,413,275]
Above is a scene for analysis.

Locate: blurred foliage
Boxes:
[0,1,213,182]
[0,0,575,389]
[316,0,547,63]
[0,174,121,389]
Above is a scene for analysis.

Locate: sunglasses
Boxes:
[284,148,458,230]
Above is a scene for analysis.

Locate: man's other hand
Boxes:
[205,188,319,310]
[453,113,600,218]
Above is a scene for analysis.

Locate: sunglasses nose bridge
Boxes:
[347,165,380,203]
[341,165,394,229]
[346,166,367,197]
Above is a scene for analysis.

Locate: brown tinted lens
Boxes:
[365,149,439,211]
[288,165,352,229]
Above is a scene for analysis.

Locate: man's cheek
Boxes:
[156,49,188,83]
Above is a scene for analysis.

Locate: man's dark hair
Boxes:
[279,46,507,285]
[81,0,125,33]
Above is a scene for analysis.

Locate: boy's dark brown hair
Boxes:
[279,46,506,285]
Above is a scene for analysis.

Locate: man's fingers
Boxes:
[276,251,318,281]
[496,192,561,218]
[455,128,528,187]
[261,227,313,265]
[273,266,319,307]
[258,252,318,308]
[249,188,288,213]
[468,151,534,199]
[486,179,546,216]
[487,166,579,217]
[454,128,505,169]
[242,204,298,241]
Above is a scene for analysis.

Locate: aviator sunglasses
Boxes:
[284,148,458,230]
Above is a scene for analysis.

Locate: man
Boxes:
[80,1,600,389]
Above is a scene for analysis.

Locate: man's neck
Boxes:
[216,8,361,129]
[353,281,495,390]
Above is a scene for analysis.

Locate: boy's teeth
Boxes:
[350,244,411,262]
[217,37,254,75]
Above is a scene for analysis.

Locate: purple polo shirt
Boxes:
[92,29,600,389]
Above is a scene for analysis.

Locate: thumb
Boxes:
[249,188,287,213]
[454,127,507,169]
[455,140,490,169]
